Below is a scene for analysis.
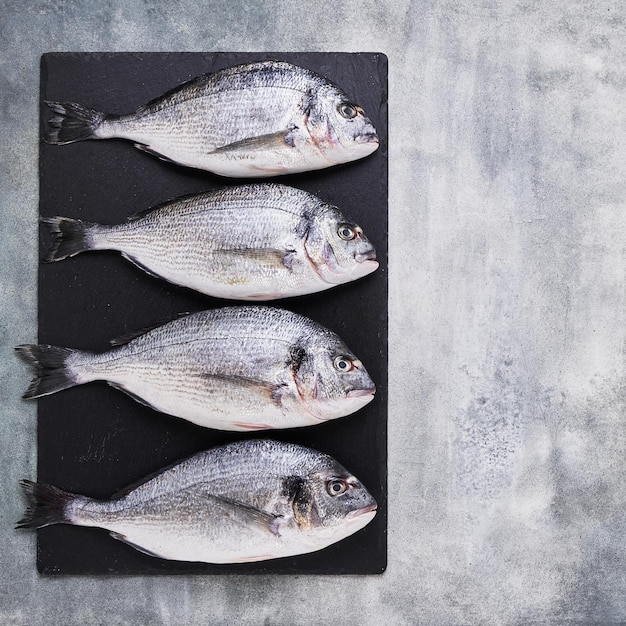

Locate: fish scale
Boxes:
[17,307,376,431]
[43,184,379,301]
[18,440,377,563]
[44,61,379,176]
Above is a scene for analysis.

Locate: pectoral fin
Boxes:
[206,494,282,536]
[199,372,283,406]
[219,247,298,271]
[209,128,298,156]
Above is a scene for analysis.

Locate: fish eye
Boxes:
[337,224,356,241]
[333,356,354,372]
[327,479,348,496]
[338,103,358,119]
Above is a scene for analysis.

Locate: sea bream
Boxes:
[42,184,378,301]
[16,307,375,431]
[44,61,379,177]
[17,439,377,564]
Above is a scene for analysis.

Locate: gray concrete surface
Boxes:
[2,1,626,624]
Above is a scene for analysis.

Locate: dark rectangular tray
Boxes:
[37,51,387,574]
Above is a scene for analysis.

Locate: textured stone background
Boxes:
[2,1,626,624]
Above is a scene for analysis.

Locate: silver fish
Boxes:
[17,439,377,564]
[44,61,379,177]
[16,307,375,431]
[42,184,378,301]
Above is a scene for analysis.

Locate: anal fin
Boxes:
[120,251,167,281]
[232,422,273,431]
[133,143,177,164]
[109,531,165,559]
[107,381,161,412]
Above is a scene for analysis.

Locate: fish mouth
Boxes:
[347,387,376,399]
[355,249,377,263]
[312,387,375,421]
[347,502,378,520]
[355,132,379,144]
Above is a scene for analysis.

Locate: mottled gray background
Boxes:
[2,1,625,624]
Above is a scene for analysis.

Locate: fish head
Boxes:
[302,84,379,165]
[288,458,377,543]
[292,335,376,421]
[304,204,379,285]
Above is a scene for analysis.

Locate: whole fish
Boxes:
[44,61,379,177]
[17,439,377,564]
[43,184,378,301]
[16,307,375,431]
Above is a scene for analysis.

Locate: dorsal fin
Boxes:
[110,456,192,499]
[133,61,286,115]
[109,312,191,347]
[125,191,206,222]
[135,73,213,113]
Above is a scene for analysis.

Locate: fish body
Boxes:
[45,61,379,177]
[43,184,378,301]
[16,307,375,431]
[17,439,377,563]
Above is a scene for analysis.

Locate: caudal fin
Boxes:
[15,344,79,399]
[42,217,96,262]
[44,101,106,145]
[16,479,75,529]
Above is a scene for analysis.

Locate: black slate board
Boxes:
[36,52,387,574]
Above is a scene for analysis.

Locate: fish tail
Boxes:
[42,216,97,262]
[16,479,74,529]
[15,344,80,399]
[44,100,107,145]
